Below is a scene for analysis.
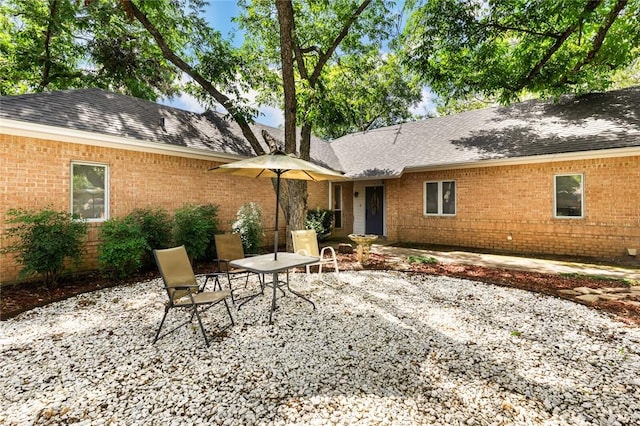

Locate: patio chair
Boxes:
[212,233,263,303]
[153,245,234,347]
[291,229,339,276]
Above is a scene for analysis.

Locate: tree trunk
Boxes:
[276,0,308,252]
[286,180,308,250]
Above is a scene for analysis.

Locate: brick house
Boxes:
[331,86,640,260]
[1,87,639,283]
[0,89,338,283]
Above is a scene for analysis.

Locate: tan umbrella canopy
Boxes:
[210,150,345,259]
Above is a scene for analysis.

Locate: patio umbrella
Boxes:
[210,149,345,260]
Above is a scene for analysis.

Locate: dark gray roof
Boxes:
[2,87,638,178]
[331,86,640,178]
[0,88,342,170]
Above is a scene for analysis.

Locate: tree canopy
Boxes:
[0,0,180,98]
[401,0,640,104]
[237,0,423,141]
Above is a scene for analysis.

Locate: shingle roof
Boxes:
[2,87,638,178]
[331,86,640,178]
[0,88,342,170]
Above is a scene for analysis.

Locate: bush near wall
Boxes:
[1,207,88,289]
[172,203,220,265]
[305,208,334,241]
[232,202,264,254]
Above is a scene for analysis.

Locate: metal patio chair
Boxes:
[212,233,263,304]
[153,245,234,347]
[291,229,339,276]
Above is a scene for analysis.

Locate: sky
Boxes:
[161,1,434,129]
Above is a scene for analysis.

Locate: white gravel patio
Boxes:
[1,270,639,426]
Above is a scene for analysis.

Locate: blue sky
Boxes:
[162,1,434,128]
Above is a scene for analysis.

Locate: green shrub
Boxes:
[173,203,219,264]
[126,207,173,268]
[407,255,439,265]
[305,208,334,241]
[98,217,149,279]
[232,202,264,254]
[2,207,88,288]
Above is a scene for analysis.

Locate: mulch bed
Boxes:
[2,252,639,326]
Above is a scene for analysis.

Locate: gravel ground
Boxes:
[1,271,639,426]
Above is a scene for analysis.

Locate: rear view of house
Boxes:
[1,86,639,284]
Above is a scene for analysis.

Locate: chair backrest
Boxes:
[291,229,320,257]
[214,233,245,271]
[153,245,197,301]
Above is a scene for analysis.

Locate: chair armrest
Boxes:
[171,284,200,291]
[320,246,336,259]
[213,258,231,272]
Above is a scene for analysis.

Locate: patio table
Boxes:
[230,252,319,324]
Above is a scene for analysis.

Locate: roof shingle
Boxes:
[330,86,640,178]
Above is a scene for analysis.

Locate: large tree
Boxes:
[235,0,421,241]
[402,0,640,105]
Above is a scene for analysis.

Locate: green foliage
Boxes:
[0,0,180,97]
[2,207,88,288]
[231,202,264,254]
[559,272,633,285]
[402,0,640,105]
[305,208,334,241]
[407,255,439,265]
[310,53,423,139]
[97,217,149,279]
[237,0,419,139]
[126,207,173,268]
[173,204,220,264]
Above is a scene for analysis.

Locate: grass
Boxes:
[559,272,636,286]
[407,255,439,265]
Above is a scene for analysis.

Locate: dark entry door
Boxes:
[365,186,384,235]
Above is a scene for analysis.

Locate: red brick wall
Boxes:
[1,135,332,283]
[386,156,640,259]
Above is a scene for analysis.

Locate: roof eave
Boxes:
[1,118,248,162]
[403,146,640,175]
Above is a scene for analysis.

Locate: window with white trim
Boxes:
[554,173,583,218]
[424,181,456,216]
[333,184,343,229]
[71,162,109,221]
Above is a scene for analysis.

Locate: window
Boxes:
[71,162,109,221]
[333,184,343,228]
[424,181,456,216]
[555,174,583,218]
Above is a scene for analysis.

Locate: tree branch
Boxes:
[514,0,603,91]
[38,0,60,91]
[557,0,628,86]
[123,0,265,156]
[308,0,372,85]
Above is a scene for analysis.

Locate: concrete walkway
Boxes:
[345,241,640,281]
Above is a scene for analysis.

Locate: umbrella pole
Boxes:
[273,173,281,261]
